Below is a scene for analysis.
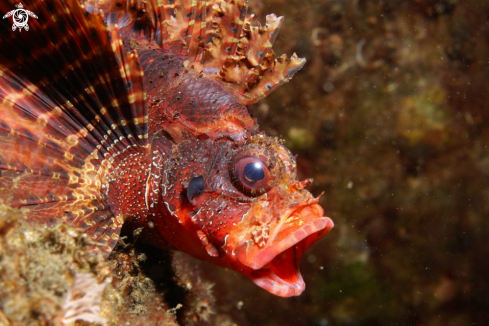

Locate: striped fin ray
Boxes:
[91,0,208,57]
[160,0,196,53]
[198,0,306,104]
[0,0,148,160]
[0,0,147,254]
[89,0,305,105]
[209,8,306,105]
[202,0,249,69]
[185,0,208,60]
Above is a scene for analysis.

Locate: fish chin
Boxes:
[236,204,334,297]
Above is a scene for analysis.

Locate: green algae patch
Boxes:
[396,80,449,148]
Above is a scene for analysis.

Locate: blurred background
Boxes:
[192,0,489,325]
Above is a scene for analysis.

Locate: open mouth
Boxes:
[236,204,334,297]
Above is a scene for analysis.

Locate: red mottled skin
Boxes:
[107,44,334,297]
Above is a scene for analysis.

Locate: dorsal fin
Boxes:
[84,0,306,105]
[0,0,147,255]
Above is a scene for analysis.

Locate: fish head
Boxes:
[159,134,333,297]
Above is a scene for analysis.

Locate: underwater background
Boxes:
[194,0,489,325]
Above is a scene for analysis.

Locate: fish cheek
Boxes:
[190,194,252,249]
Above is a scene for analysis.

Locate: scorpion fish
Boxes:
[0,0,333,297]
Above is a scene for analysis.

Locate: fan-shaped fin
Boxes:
[85,0,305,105]
[0,0,147,254]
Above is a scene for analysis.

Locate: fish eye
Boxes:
[231,156,272,196]
[243,161,265,182]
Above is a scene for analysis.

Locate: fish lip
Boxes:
[235,203,334,297]
[238,215,334,270]
[246,215,333,297]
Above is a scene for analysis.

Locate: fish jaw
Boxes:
[248,245,306,297]
[235,204,334,297]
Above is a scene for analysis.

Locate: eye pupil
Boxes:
[230,152,274,197]
[243,162,265,182]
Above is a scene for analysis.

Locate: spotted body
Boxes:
[0,0,333,297]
